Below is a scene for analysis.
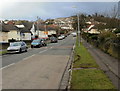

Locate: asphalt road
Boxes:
[2,35,76,89]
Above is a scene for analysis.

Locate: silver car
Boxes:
[7,41,28,53]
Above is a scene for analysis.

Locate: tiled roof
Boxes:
[18,22,33,33]
[0,22,18,32]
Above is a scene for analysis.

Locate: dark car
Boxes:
[31,39,43,48]
[41,39,47,46]
[50,37,58,43]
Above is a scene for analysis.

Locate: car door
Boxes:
[21,42,26,51]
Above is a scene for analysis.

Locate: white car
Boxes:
[58,35,65,40]
[71,32,77,37]
[7,41,28,53]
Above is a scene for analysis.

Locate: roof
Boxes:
[19,22,33,33]
[0,21,33,33]
[0,22,18,32]
[87,25,95,31]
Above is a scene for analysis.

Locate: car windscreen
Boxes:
[32,39,40,43]
[10,42,21,46]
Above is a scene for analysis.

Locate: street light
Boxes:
[37,16,41,37]
[72,6,81,46]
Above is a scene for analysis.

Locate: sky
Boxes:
[0,0,119,21]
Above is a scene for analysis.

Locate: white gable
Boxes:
[15,25,25,28]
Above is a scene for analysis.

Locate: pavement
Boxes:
[1,35,76,89]
[82,39,120,89]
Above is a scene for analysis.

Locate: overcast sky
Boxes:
[0,0,119,21]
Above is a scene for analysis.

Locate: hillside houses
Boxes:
[0,17,74,43]
[54,17,74,30]
[31,23,59,39]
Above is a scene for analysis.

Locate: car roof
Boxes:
[11,41,23,43]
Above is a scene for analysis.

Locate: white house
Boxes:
[85,24,100,34]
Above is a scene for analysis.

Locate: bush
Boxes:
[114,29,120,34]
[82,31,120,59]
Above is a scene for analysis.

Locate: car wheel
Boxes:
[19,48,22,53]
[39,45,41,48]
[31,45,33,48]
[25,48,27,52]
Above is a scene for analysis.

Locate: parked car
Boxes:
[7,41,28,53]
[41,38,47,46]
[58,35,65,40]
[71,32,77,37]
[31,39,43,48]
[50,37,58,43]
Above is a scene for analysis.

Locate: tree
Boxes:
[71,14,87,31]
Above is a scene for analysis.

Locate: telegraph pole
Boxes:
[77,13,80,46]
[72,6,81,46]
[37,16,39,37]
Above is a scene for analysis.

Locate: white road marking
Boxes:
[1,63,15,70]
[23,54,35,60]
[1,54,36,70]
[39,49,48,53]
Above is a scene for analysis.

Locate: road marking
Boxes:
[1,63,15,70]
[23,54,35,60]
[1,54,36,70]
[39,49,48,53]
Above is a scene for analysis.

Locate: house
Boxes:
[20,22,33,40]
[84,24,100,34]
[7,24,21,41]
[0,22,9,43]
[54,17,74,30]
[20,29,32,40]
[88,28,100,34]
[0,21,21,42]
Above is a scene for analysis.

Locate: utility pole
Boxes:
[118,1,120,19]
[77,13,80,46]
[45,23,47,32]
[37,16,39,37]
[72,6,81,46]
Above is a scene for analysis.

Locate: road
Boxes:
[82,39,120,89]
[2,35,76,89]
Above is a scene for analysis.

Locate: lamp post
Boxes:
[77,13,80,46]
[37,16,39,36]
[37,16,41,38]
[72,6,80,46]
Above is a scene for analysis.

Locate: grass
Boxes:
[71,69,115,89]
[71,39,116,89]
[73,41,98,68]
[0,50,7,55]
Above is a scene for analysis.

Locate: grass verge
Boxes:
[71,39,116,89]
[0,50,7,55]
